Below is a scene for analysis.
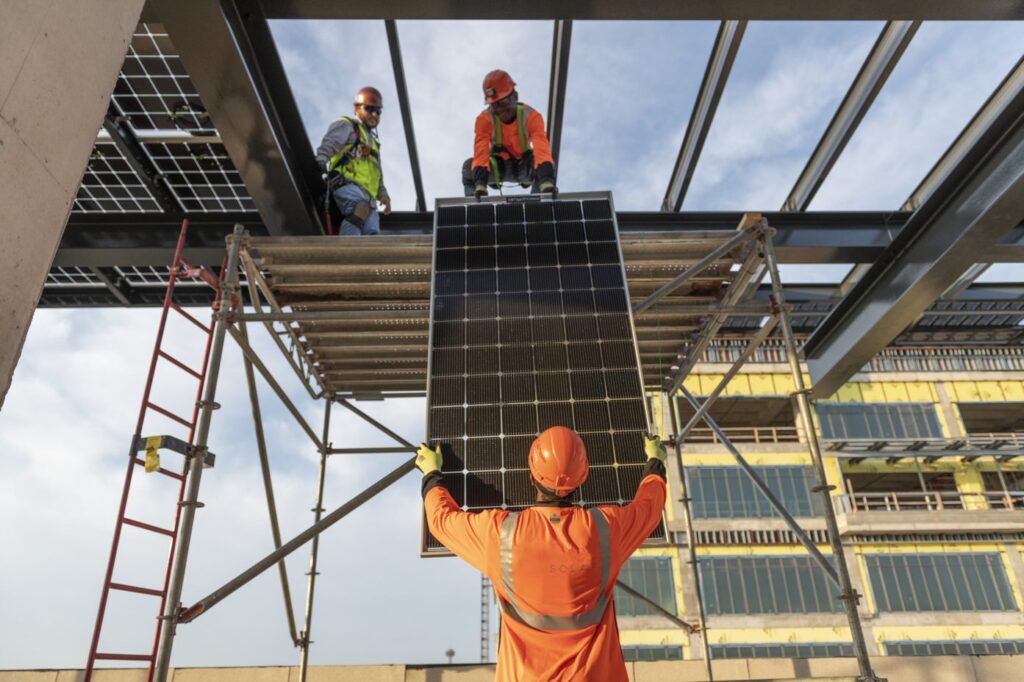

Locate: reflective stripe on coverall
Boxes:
[424,467,667,682]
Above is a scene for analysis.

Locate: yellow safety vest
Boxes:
[328,116,382,199]
[489,103,531,182]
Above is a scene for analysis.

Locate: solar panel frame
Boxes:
[422,192,665,555]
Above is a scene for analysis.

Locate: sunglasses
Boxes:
[359,104,383,114]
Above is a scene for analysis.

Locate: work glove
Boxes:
[317,158,329,178]
[644,434,668,464]
[474,185,488,201]
[416,442,442,475]
[380,194,392,215]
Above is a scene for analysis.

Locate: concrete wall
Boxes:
[0,0,144,408]
[2,657,1023,681]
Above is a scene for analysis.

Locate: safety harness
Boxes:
[328,116,382,199]
[489,103,532,185]
[497,508,612,631]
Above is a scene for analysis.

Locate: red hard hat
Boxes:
[354,86,383,107]
[528,426,589,496]
[482,69,516,104]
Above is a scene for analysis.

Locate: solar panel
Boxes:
[71,23,256,216]
[74,143,162,213]
[423,193,661,553]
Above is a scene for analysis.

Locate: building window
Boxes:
[687,466,822,518]
[621,645,684,662]
[816,402,943,440]
[711,643,854,659]
[699,555,842,615]
[865,553,1017,612]
[885,640,1024,656]
[615,557,677,617]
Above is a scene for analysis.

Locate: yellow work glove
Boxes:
[416,442,442,475]
[644,434,668,464]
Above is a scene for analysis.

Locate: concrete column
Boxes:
[0,0,144,408]
[934,382,965,437]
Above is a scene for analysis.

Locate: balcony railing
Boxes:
[700,339,1024,372]
[823,432,1024,460]
[867,346,1024,373]
[836,491,1024,513]
[686,425,800,444]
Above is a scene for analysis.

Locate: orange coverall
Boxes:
[424,463,667,681]
[471,104,555,172]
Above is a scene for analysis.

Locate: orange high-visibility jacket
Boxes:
[471,103,555,171]
[424,464,667,681]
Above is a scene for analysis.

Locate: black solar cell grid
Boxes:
[74,24,256,215]
[425,196,660,553]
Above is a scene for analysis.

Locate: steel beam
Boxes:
[805,78,1024,396]
[782,21,918,211]
[662,21,745,212]
[902,57,1024,211]
[102,104,181,212]
[89,267,133,307]
[385,20,426,212]
[546,20,572,166]
[261,1,1024,20]
[61,211,1024,269]
[176,456,418,623]
[56,214,266,268]
[151,0,324,235]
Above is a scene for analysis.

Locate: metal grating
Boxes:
[424,194,656,552]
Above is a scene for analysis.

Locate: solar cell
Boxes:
[424,193,662,553]
[72,24,256,216]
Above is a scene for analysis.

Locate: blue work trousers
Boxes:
[332,182,380,235]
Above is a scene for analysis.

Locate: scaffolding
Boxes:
[86,203,886,682]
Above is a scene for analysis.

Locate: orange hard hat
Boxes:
[354,86,383,107]
[482,69,516,104]
[528,426,589,496]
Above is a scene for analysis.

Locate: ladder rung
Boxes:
[170,303,212,333]
[133,457,185,481]
[146,402,194,429]
[158,350,203,379]
[95,653,153,662]
[109,582,164,597]
[122,516,175,537]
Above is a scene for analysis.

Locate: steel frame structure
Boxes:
[99,213,889,682]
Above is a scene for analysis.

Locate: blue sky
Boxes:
[1,19,1022,671]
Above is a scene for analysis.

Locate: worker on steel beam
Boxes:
[315,86,392,235]
[462,69,557,199]
[417,426,668,681]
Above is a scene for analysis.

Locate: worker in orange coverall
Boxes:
[462,69,557,198]
[416,425,668,681]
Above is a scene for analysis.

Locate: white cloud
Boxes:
[811,21,1024,210]
[684,21,881,210]
[0,310,482,669]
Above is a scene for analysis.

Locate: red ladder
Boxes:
[85,219,223,681]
